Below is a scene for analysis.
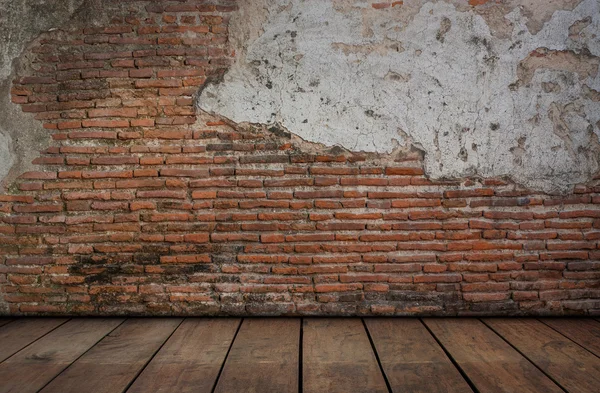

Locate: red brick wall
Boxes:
[1,0,599,316]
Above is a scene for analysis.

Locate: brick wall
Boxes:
[1,0,599,316]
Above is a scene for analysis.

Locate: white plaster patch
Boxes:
[199,0,600,193]
[0,130,15,185]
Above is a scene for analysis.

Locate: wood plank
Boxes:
[303,318,388,393]
[0,318,123,393]
[127,318,240,393]
[365,318,472,393]
[0,318,13,328]
[424,318,563,393]
[541,318,600,357]
[40,318,182,393]
[213,318,299,393]
[0,318,68,362]
[484,318,600,393]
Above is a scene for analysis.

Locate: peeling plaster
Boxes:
[199,0,600,193]
[0,0,108,192]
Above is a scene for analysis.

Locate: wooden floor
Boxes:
[0,318,599,393]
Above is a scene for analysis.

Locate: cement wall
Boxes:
[0,1,95,194]
[200,0,600,194]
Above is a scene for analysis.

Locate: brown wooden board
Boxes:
[40,318,182,393]
[365,318,472,393]
[303,318,388,393]
[484,318,600,393]
[213,318,299,393]
[0,319,13,328]
[0,318,67,362]
[541,318,600,358]
[127,318,240,393]
[424,318,563,393]
[0,318,123,393]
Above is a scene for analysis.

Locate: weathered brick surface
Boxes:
[0,0,599,316]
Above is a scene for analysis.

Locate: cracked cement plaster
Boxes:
[199,0,600,194]
[0,0,91,195]
[0,0,125,195]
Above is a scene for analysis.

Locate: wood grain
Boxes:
[484,318,600,393]
[303,318,388,393]
[541,318,600,357]
[0,318,123,393]
[424,318,563,393]
[1,317,598,393]
[213,318,299,393]
[366,318,472,393]
[40,318,182,393]
[127,318,240,393]
[0,318,67,362]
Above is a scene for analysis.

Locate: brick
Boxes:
[261,233,285,243]
[463,293,510,302]
[82,120,130,128]
[385,167,424,175]
[13,204,62,213]
[134,79,182,88]
[88,108,137,118]
[131,118,155,127]
[239,155,289,164]
[191,191,217,199]
[315,284,362,293]
[91,156,139,165]
[444,188,494,198]
[483,211,534,220]
[317,222,366,231]
[157,69,205,78]
[414,274,462,283]
[57,121,82,130]
[130,201,156,211]
[161,169,209,178]
[19,171,57,180]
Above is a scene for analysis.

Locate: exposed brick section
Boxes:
[0,0,599,316]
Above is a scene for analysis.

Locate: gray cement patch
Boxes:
[0,0,99,191]
[199,0,600,193]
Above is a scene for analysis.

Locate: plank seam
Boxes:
[420,319,481,393]
[0,318,71,365]
[361,318,393,393]
[299,317,303,393]
[210,317,244,393]
[34,318,126,393]
[0,319,15,328]
[537,318,600,360]
[122,317,186,393]
[479,319,569,393]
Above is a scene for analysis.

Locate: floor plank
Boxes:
[0,318,68,362]
[424,318,563,393]
[40,318,182,393]
[365,318,472,393]
[0,318,124,393]
[541,318,600,358]
[0,318,13,328]
[484,318,600,393]
[127,318,240,393]
[303,318,388,393]
[213,318,299,393]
